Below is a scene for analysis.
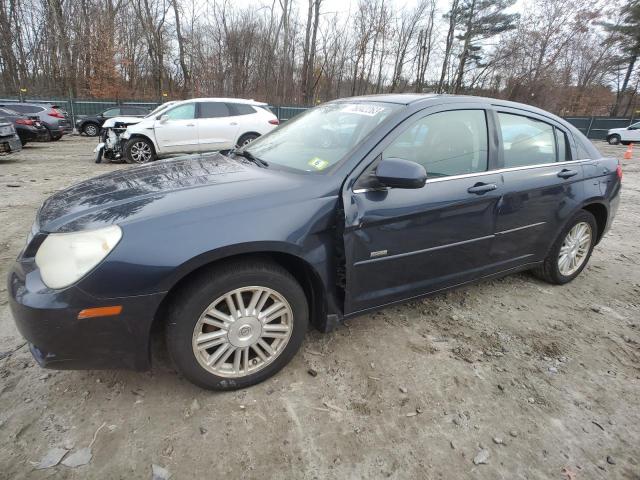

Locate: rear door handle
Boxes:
[467,182,497,194]
[186,123,196,127]
[557,169,578,179]
[230,122,238,126]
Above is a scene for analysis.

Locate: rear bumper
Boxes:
[16,126,48,142]
[8,259,166,371]
[0,134,22,153]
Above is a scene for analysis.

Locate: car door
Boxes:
[197,102,240,151]
[343,105,502,314]
[625,121,640,142]
[489,109,585,268]
[153,102,199,153]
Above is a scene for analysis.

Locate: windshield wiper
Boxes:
[232,149,269,168]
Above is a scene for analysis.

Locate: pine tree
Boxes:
[451,0,519,93]
[602,0,640,115]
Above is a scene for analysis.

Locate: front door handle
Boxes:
[467,182,497,194]
[557,169,578,179]
[230,122,238,126]
[186,123,196,127]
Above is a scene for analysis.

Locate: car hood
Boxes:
[102,116,144,128]
[37,153,310,233]
[608,127,627,134]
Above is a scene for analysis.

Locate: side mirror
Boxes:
[375,157,427,189]
[159,114,169,123]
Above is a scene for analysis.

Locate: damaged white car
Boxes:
[94,102,178,163]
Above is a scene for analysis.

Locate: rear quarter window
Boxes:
[228,104,257,116]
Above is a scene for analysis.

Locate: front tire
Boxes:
[124,137,155,163]
[607,134,621,145]
[166,259,308,390]
[83,123,100,137]
[533,210,597,285]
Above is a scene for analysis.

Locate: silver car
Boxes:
[0,118,22,155]
[0,103,72,140]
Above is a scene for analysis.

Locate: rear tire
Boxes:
[124,137,155,163]
[607,134,621,145]
[236,133,260,148]
[166,259,308,390]
[532,210,598,285]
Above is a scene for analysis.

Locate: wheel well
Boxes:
[237,131,261,143]
[150,252,327,357]
[126,134,156,152]
[582,203,607,243]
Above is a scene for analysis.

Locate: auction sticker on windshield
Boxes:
[340,104,386,116]
[308,157,330,170]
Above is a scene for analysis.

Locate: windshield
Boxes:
[244,102,401,173]
[145,102,176,118]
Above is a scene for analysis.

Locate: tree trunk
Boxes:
[438,0,459,93]
[172,0,190,96]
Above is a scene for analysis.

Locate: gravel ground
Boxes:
[0,136,639,479]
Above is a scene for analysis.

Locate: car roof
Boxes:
[171,98,268,106]
[331,93,568,126]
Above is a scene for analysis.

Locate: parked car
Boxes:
[120,98,279,163]
[0,117,22,155]
[607,121,640,145]
[76,105,151,137]
[94,102,179,163]
[8,94,621,390]
[0,107,49,145]
[0,103,72,140]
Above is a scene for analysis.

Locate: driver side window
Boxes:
[383,110,488,178]
[165,104,196,120]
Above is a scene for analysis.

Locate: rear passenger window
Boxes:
[383,109,488,178]
[199,102,230,118]
[498,113,557,167]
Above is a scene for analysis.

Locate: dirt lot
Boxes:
[0,136,639,479]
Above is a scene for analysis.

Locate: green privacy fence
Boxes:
[0,96,310,126]
[563,116,637,140]
[6,97,631,139]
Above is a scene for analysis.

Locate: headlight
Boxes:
[35,225,122,289]
[120,129,131,139]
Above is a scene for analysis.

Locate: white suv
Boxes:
[120,98,279,163]
[607,121,640,145]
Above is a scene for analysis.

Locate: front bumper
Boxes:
[8,258,166,371]
[0,134,22,154]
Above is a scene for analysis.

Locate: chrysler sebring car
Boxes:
[8,94,621,390]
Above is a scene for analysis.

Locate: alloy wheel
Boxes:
[130,141,153,163]
[85,124,98,136]
[191,286,294,378]
[558,222,592,276]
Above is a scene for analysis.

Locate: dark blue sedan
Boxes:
[8,94,621,390]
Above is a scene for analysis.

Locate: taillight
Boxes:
[15,118,34,126]
[268,119,279,125]
[616,164,622,180]
[48,109,65,119]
